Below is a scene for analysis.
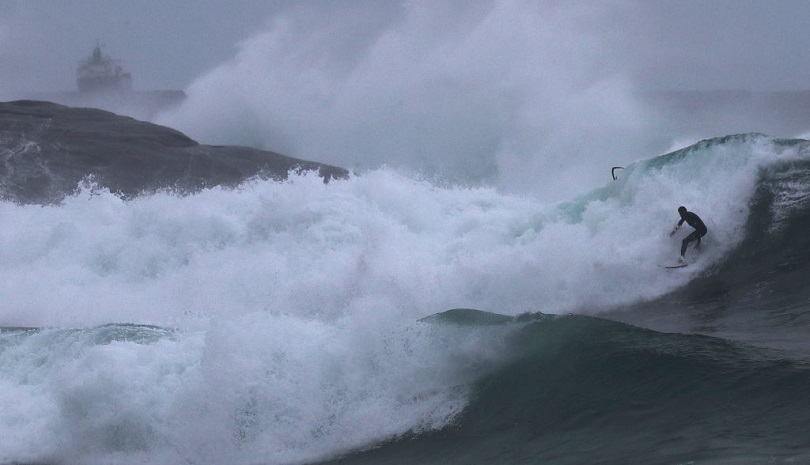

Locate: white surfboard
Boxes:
[660,263,688,269]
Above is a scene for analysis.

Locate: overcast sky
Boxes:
[2,0,810,96]
[2,0,810,201]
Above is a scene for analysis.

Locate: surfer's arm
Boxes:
[669,220,683,237]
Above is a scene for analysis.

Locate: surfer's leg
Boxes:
[695,230,706,251]
[681,231,697,256]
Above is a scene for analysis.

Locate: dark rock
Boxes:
[0,100,348,204]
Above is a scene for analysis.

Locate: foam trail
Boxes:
[158,1,664,202]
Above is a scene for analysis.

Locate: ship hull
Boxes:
[26,90,187,121]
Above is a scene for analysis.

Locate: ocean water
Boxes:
[1,130,809,464]
[3,3,810,464]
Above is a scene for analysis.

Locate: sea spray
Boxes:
[156,1,660,202]
[1,134,809,464]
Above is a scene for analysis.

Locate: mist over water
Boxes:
[158,2,667,202]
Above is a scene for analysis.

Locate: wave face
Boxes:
[1,133,810,464]
[327,312,810,465]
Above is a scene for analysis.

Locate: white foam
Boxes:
[0,138,793,329]
[0,171,678,329]
[0,135,806,464]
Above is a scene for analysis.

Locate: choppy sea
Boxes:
[1,98,809,465]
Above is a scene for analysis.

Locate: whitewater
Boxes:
[2,131,809,464]
[3,2,810,464]
[0,135,798,329]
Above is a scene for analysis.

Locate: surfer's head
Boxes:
[678,206,687,217]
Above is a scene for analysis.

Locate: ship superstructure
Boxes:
[25,42,185,120]
[77,43,132,93]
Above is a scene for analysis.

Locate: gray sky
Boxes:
[2,0,810,95]
[3,0,810,201]
[0,0,282,94]
[607,0,810,91]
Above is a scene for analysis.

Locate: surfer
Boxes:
[669,206,707,262]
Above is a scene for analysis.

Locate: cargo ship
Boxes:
[25,43,185,120]
[77,42,133,93]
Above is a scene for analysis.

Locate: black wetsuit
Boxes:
[678,211,707,257]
